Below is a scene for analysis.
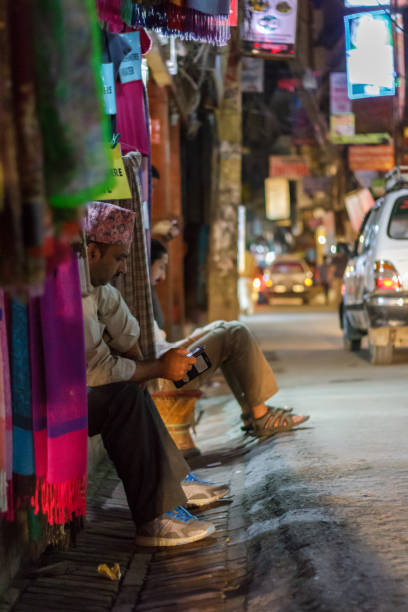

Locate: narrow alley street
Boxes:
[7,304,408,612]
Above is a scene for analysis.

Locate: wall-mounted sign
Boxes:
[331,132,390,145]
[241,0,298,59]
[269,155,309,178]
[345,0,389,6]
[265,178,290,220]
[150,118,161,145]
[330,73,352,115]
[330,114,355,138]
[345,11,396,100]
[345,188,375,232]
[229,0,238,26]
[241,57,264,92]
[348,143,394,171]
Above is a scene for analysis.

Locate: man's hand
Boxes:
[160,348,196,381]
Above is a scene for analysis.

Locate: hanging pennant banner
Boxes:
[119,32,142,84]
[97,147,132,200]
[101,63,116,115]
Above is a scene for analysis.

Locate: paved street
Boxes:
[230,304,408,611]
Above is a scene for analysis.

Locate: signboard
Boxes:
[345,189,375,232]
[331,132,390,145]
[330,73,352,115]
[97,146,132,201]
[330,114,355,138]
[269,155,309,178]
[302,176,332,196]
[345,11,396,100]
[228,0,238,26]
[150,118,161,144]
[241,57,264,92]
[348,143,394,171]
[265,178,290,220]
[345,0,389,5]
[241,0,298,58]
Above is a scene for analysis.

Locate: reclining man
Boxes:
[150,239,309,436]
[83,202,228,547]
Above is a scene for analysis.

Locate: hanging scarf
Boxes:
[29,253,88,526]
[97,0,231,45]
[0,292,12,514]
[112,152,156,360]
[10,298,36,506]
[33,0,112,208]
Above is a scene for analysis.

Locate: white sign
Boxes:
[345,0,389,6]
[330,73,352,115]
[241,58,264,92]
[265,178,290,221]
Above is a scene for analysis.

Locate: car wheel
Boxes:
[368,341,393,365]
[343,310,362,352]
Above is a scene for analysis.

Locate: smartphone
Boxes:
[174,345,212,388]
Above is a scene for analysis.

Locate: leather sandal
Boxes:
[240,405,294,433]
[252,406,309,438]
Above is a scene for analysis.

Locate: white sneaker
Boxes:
[135,506,215,547]
[182,473,229,507]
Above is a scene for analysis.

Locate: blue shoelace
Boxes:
[183,472,214,486]
[165,506,198,523]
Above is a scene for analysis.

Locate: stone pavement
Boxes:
[2,375,256,612]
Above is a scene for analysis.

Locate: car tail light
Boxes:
[253,277,262,291]
[374,260,401,292]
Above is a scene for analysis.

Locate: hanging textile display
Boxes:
[97,0,231,45]
[29,254,88,526]
[33,0,113,208]
[0,292,12,514]
[10,299,36,506]
[115,29,152,156]
[112,153,156,360]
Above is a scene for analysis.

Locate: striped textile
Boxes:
[0,292,12,514]
[112,152,156,360]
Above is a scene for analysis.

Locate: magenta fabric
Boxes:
[29,253,88,525]
[84,201,136,247]
[116,80,150,156]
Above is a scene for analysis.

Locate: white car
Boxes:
[342,167,408,364]
[263,255,314,304]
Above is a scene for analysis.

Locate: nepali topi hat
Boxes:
[84,201,136,248]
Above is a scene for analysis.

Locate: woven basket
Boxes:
[151,390,202,456]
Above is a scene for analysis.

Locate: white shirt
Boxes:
[82,284,140,387]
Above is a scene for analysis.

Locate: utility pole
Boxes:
[208,33,242,322]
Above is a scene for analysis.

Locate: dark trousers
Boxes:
[88,382,189,525]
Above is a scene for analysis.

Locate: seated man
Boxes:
[83,202,228,547]
[150,239,309,436]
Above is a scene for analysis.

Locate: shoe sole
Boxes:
[185,489,229,507]
[135,523,215,547]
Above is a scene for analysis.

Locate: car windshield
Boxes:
[388,196,408,239]
[271,261,304,274]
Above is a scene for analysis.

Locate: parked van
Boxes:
[342,167,408,364]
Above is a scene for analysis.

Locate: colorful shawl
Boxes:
[10,298,36,506]
[33,0,113,208]
[0,292,12,515]
[29,253,88,526]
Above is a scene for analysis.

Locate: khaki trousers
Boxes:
[182,320,278,412]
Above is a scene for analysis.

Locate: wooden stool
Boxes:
[151,390,202,459]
